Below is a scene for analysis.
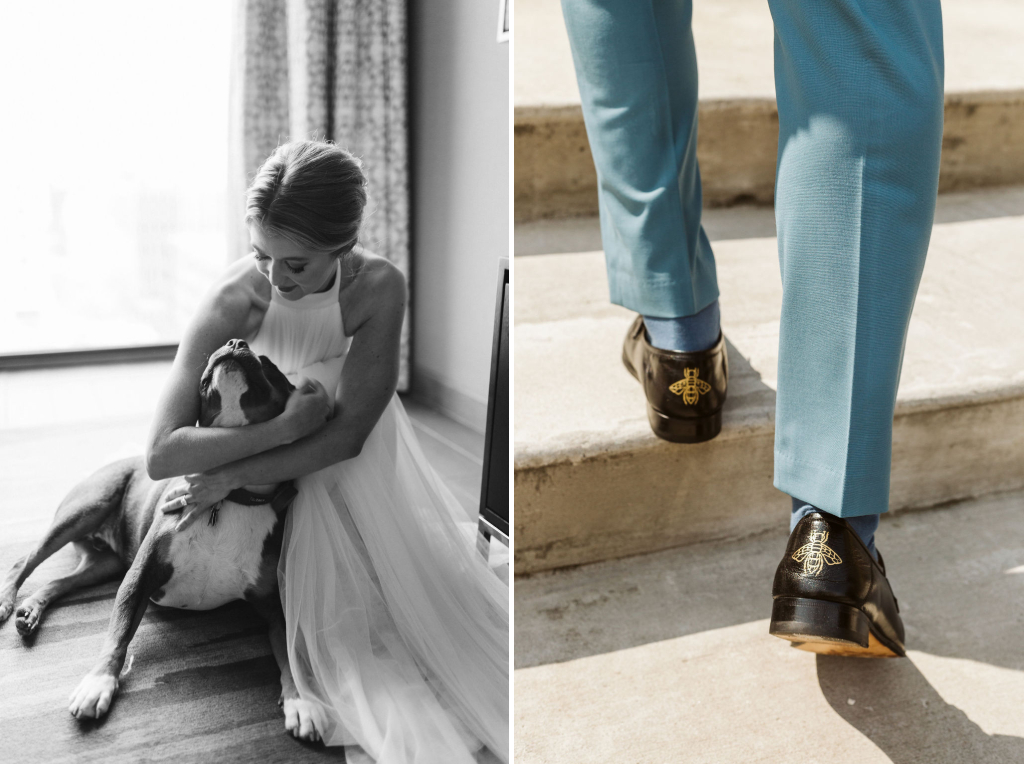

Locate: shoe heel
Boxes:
[769,596,870,648]
[622,350,638,381]
[646,405,721,443]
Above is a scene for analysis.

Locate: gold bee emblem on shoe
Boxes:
[792,530,842,576]
[669,368,711,405]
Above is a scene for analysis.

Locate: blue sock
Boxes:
[643,299,721,353]
[790,496,879,561]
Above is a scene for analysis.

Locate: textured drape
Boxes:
[229,0,410,389]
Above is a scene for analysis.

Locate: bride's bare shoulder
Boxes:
[340,248,407,335]
[197,257,272,331]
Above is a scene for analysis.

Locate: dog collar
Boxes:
[225,481,298,513]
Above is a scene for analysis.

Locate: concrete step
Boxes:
[514,489,1024,763]
[514,0,1024,222]
[513,186,1024,574]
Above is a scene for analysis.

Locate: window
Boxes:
[0,2,234,356]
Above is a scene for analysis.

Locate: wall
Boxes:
[409,0,509,432]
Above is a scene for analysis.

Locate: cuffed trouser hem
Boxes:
[606,263,720,319]
[774,451,889,520]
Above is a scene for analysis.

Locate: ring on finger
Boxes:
[178,496,188,508]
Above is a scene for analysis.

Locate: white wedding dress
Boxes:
[248,261,509,764]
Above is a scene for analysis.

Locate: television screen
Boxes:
[480,261,509,539]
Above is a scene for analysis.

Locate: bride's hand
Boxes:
[282,377,331,441]
[159,470,235,531]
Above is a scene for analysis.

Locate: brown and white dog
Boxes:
[0,339,322,739]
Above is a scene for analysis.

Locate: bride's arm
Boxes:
[207,260,406,488]
[145,270,327,481]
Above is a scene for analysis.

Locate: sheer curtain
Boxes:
[229,0,411,389]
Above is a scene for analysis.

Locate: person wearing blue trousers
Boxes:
[561,0,944,656]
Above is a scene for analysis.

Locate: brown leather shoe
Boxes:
[621,314,728,443]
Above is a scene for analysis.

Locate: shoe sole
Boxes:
[622,352,723,443]
[785,631,900,658]
[769,596,905,658]
[647,405,722,443]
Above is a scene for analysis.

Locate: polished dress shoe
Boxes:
[621,315,728,443]
[769,511,905,657]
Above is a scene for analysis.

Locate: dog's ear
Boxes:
[260,355,295,395]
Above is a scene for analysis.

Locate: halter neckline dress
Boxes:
[249,260,509,764]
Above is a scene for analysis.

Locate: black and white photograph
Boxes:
[0,1,510,762]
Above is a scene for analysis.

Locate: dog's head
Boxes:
[198,339,294,428]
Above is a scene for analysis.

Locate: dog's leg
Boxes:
[68,524,172,720]
[14,544,124,636]
[250,596,323,743]
[1,460,134,626]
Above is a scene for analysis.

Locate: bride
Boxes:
[144,140,508,763]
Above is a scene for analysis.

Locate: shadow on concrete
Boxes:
[932,186,1024,225]
[720,334,777,413]
[515,206,780,258]
[817,653,1024,763]
[517,488,1024,760]
[880,497,1024,675]
[515,187,1023,257]
[516,490,1024,671]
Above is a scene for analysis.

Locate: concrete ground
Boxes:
[515,490,1024,764]
[0,362,503,764]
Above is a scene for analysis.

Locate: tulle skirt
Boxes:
[278,395,509,763]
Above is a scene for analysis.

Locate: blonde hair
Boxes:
[246,140,367,256]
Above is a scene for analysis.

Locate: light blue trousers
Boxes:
[561,0,944,518]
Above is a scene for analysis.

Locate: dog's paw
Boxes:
[14,601,43,636]
[0,593,14,624]
[283,697,324,743]
[68,672,119,719]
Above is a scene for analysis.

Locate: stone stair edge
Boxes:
[513,386,1024,574]
[515,88,1024,222]
[515,88,1024,120]
[514,378,1024,472]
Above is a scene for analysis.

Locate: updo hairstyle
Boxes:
[245,140,368,257]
